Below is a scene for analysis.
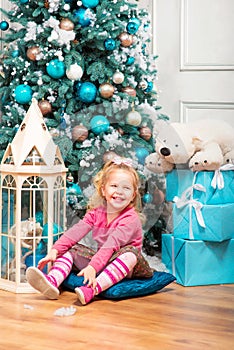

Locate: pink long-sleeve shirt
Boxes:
[52,206,143,273]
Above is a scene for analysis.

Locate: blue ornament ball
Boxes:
[145,81,153,92]
[0,21,9,31]
[127,18,141,35]
[60,117,67,130]
[14,84,33,104]
[11,50,20,58]
[74,8,91,27]
[90,115,110,135]
[135,147,150,165]
[67,183,82,196]
[126,56,135,65]
[20,0,29,4]
[82,0,99,8]
[77,82,97,103]
[104,38,116,51]
[46,59,65,79]
[143,193,153,204]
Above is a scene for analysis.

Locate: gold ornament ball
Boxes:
[72,125,89,142]
[26,46,40,61]
[59,18,74,31]
[126,110,142,127]
[139,126,152,141]
[119,32,133,47]
[103,151,118,163]
[99,83,115,99]
[113,71,124,84]
[122,86,136,97]
[38,100,52,115]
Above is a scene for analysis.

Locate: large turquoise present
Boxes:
[166,168,234,204]
[173,202,234,242]
[162,234,234,286]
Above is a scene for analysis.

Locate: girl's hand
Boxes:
[37,249,58,270]
[78,265,97,289]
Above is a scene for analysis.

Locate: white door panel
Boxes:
[154,0,234,126]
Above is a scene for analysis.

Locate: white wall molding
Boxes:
[180,0,234,71]
[180,100,234,124]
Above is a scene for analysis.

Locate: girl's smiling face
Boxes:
[102,169,136,216]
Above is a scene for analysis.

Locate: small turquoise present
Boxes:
[166,167,234,204]
[162,234,234,286]
[173,199,234,241]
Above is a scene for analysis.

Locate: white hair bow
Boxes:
[112,157,133,167]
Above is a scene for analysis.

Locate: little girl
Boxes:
[26,157,153,305]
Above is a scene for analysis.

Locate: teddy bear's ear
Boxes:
[192,137,203,150]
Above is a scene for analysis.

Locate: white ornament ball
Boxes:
[64,4,71,11]
[139,80,148,90]
[126,110,142,126]
[113,71,124,84]
[66,64,83,81]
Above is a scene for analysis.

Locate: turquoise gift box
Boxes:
[173,202,234,242]
[166,169,234,204]
[162,234,234,286]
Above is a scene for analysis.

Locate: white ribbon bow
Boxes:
[173,183,206,239]
[211,164,234,190]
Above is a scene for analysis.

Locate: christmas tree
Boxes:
[0,0,169,253]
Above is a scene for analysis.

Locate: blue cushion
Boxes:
[62,271,176,299]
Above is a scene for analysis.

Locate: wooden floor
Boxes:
[1,282,234,350]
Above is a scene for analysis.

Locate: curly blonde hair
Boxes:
[87,159,145,223]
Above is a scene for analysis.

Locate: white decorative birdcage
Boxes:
[0,99,67,293]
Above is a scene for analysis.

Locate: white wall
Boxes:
[154,0,234,125]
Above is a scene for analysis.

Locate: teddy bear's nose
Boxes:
[160,147,171,156]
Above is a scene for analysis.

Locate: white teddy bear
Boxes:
[145,152,174,173]
[150,119,234,172]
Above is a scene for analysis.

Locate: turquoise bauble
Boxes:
[0,21,9,31]
[66,183,82,196]
[104,38,116,51]
[126,56,135,65]
[135,147,150,165]
[82,0,99,8]
[74,8,92,27]
[126,18,141,35]
[145,81,153,92]
[143,193,153,204]
[46,59,65,79]
[20,0,29,3]
[77,82,97,103]
[60,117,67,130]
[90,115,110,134]
[11,50,19,58]
[14,84,33,104]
